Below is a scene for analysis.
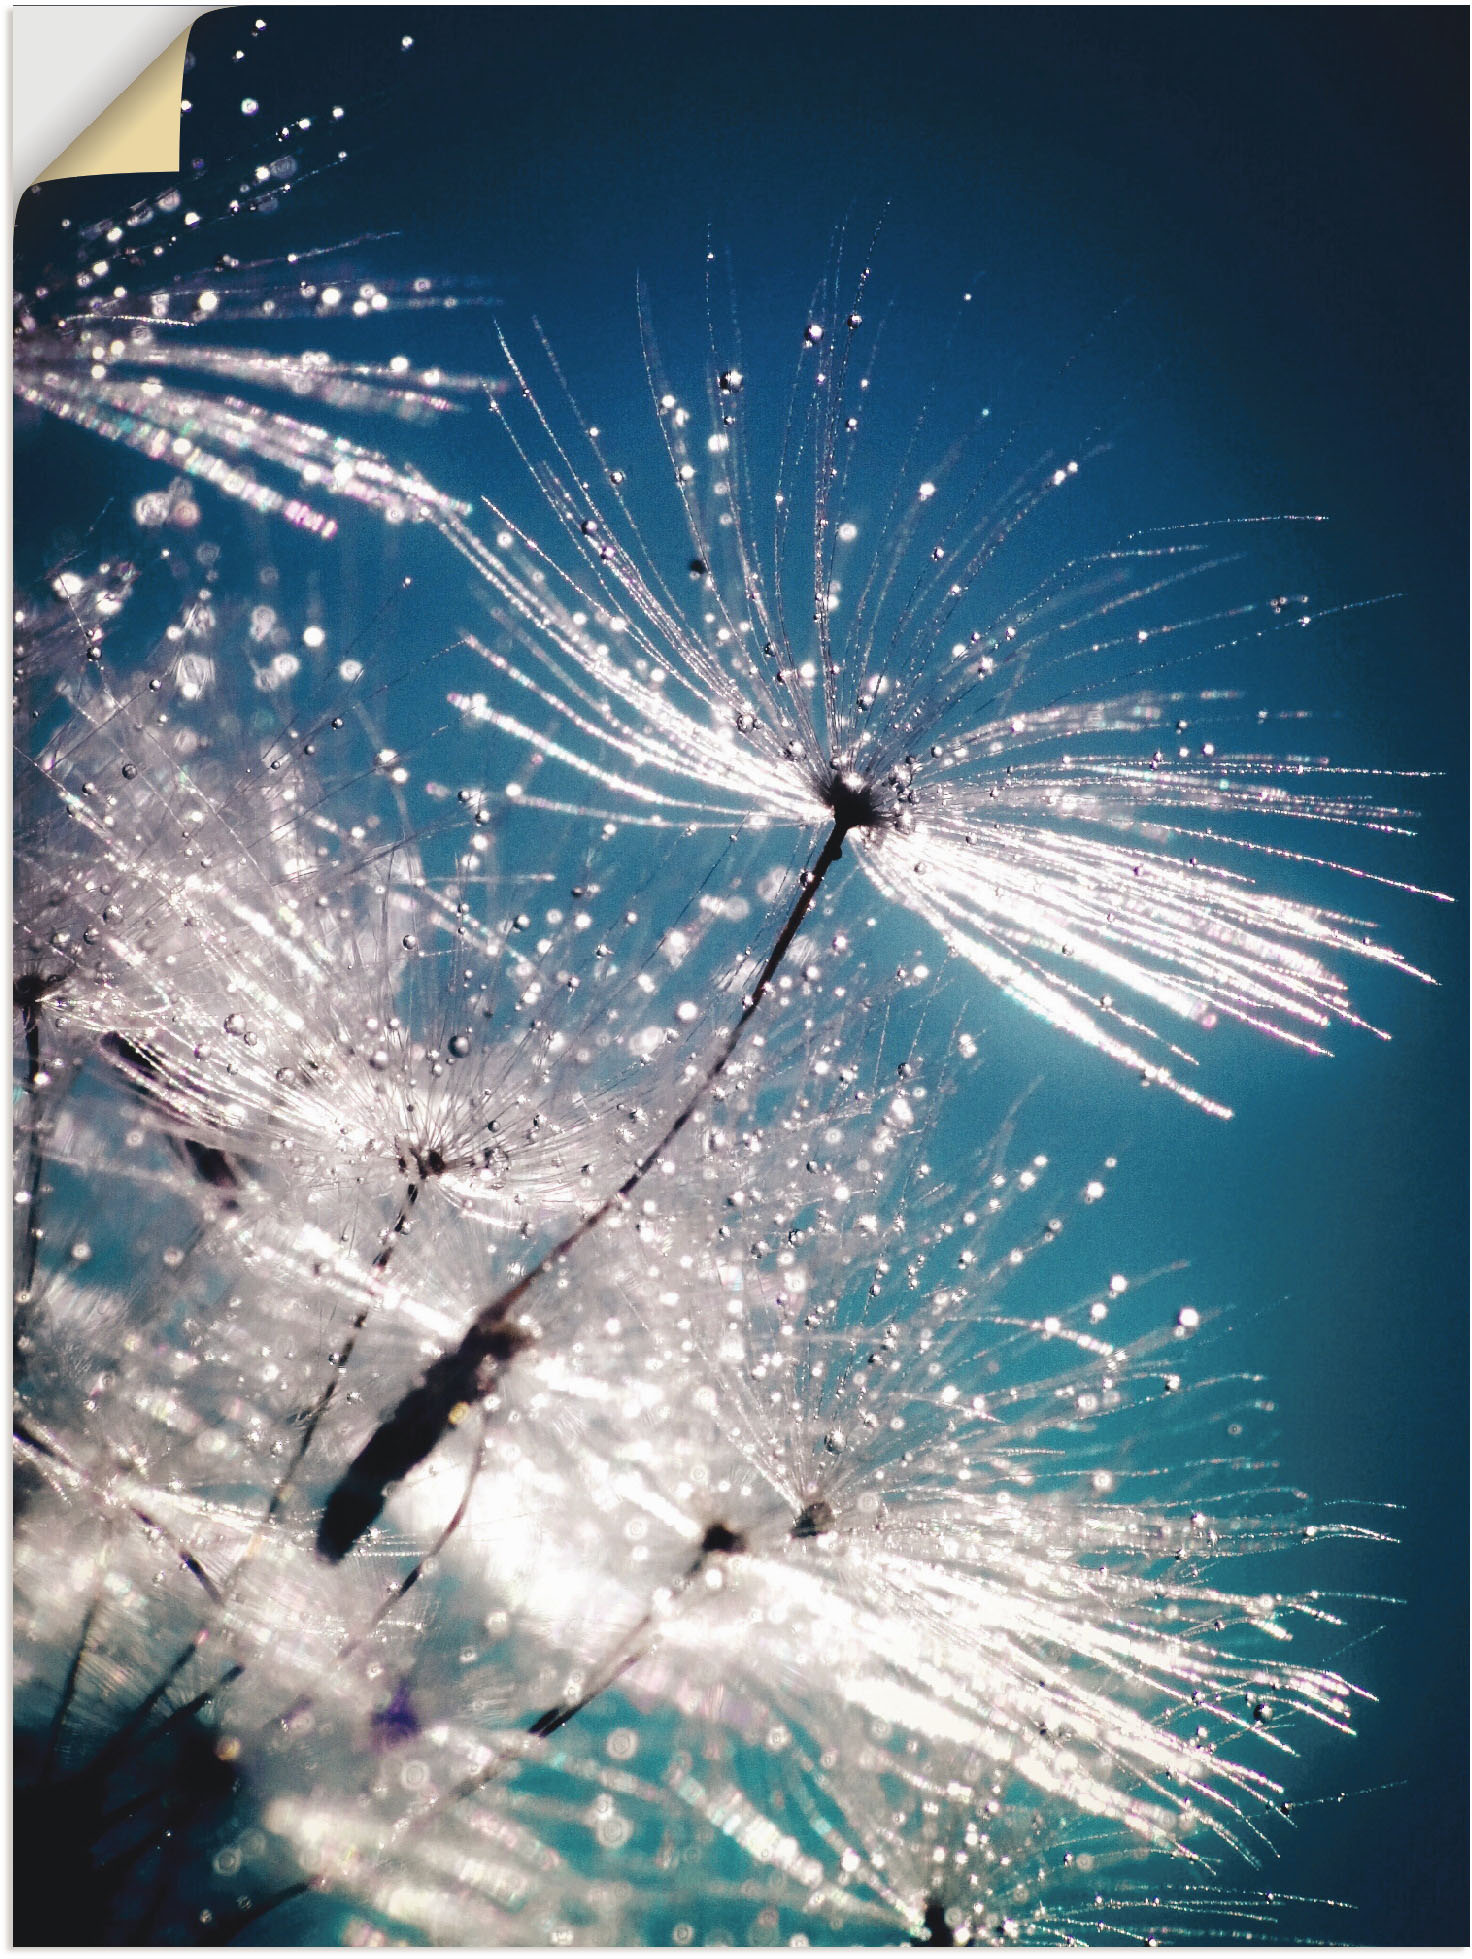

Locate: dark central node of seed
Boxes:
[13,971,60,1016]
[792,1497,836,1539]
[99,1031,245,1194]
[915,1897,957,1947]
[369,1680,420,1748]
[822,768,887,836]
[700,1520,747,1557]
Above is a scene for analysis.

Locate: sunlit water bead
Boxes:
[13,524,341,728]
[331,995,866,1535]
[183,832,825,1257]
[253,1739,631,1944]
[445,269,1443,1117]
[573,1365,1376,1936]
[19,712,421,1187]
[16,1124,350,1548]
[233,1440,816,1945]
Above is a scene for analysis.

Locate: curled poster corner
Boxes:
[21,9,206,191]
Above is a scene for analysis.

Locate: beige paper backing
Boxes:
[34,22,195,183]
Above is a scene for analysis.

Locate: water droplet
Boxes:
[448,1033,472,1059]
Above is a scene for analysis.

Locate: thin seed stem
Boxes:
[86,1635,203,1782]
[201,1880,314,1945]
[264,1183,419,1526]
[41,1589,101,1784]
[528,1522,750,1738]
[16,988,49,1330]
[318,819,851,1560]
[526,1619,654,1740]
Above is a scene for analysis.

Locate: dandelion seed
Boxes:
[423,1093,1376,1899]
[19,577,770,1579]
[322,219,1459,1512]
[21,617,717,1248]
[13,1265,803,1942]
[14,132,501,542]
[445,265,1442,1120]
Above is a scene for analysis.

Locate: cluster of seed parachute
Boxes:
[15,544,1386,1946]
[12,112,1424,1948]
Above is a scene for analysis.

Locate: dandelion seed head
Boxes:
[449,264,1438,1118]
